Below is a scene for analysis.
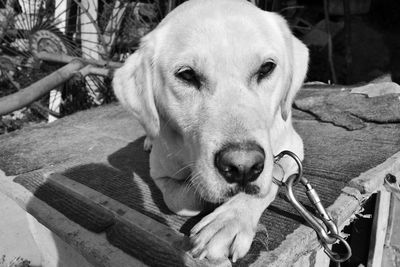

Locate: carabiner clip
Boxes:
[322,233,352,263]
[274,150,352,263]
[286,174,338,244]
[273,150,303,186]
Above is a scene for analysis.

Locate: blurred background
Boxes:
[0,0,399,134]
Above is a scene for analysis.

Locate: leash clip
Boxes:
[273,150,352,263]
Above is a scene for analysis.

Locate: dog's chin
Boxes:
[223,184,260,199]
[199,183,266,204]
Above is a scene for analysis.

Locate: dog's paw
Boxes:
[143,136,153,152]
[189,204,256,262]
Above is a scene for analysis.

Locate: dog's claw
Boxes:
[190,248,201,258]
[190,245,206,259]
[190,242,204,257]
[190,224,203,236]
[199,250,208,260]
[232,253,237,263]
[190,229,197,236]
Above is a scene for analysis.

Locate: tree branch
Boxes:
[36,52,122,69]
[78,65,112,78]
[0,60,85,116]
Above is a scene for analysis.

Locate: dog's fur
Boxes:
[113,0,308,261]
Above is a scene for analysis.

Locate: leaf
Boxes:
[350,82,400,97]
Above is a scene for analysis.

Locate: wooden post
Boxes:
[367,190,391,267]
[323,0,338,84]
[16,0,38,29]
[80,0,100,60]
[101,0,127,56]
[80,0,103,105]
[48,0,71,122]
[343,0,352,84]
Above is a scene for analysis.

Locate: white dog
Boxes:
[113,0,308,262]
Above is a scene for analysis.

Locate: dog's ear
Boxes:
[113,44,160,138]
[276,15,309,121]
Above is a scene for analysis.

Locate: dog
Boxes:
[113,0,309,262]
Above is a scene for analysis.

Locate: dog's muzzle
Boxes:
[214,141,265,186]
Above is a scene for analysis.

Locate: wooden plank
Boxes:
[0,145,398,266]
[44,173,227,267]
[367,190,391,267]
[0,171,145,267]
[291,248,331,267]
[0,91,399,266]
[314,247,331,267]
[0,169,229,267]
[350,153,400,194]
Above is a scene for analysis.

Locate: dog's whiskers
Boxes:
[182,170,197,194]
[160,116,173,133]
[172,162,194,178]
[166,147,184,159]
[182,170,196,192]
[188,171,204,201]
[214,183,224,204]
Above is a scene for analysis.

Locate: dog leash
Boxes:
[273,151,352,263]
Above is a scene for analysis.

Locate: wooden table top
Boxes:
[0,87,399,266]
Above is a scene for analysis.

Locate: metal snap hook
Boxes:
[322,233,352,263]
[273,150,352,263]
[285,174,338,244]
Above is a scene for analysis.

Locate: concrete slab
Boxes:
[0,191,41,267]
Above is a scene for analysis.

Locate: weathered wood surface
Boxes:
[0,171,221,267]
[0,170,147,267]
[0,87,399,266]
[367,190,391,267]
[381,194,400,267]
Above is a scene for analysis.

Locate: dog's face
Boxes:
[113,0,308,203]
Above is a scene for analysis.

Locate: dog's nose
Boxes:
[215,142,265,185]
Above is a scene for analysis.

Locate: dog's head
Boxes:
[113,0,308,203]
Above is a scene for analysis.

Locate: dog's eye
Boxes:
[257,61,276,82]
[176,67,201,88]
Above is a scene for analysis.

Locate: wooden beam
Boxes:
[0,171,145,267]
[367,190,391,267]
[44,173,228,267]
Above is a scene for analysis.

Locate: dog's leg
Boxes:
[189,144,301,261]
[189,189,278,262]
[154,177,203,217]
